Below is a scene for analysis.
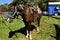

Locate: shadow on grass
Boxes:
[50,24,60,40]
[51,17,60,20]
[8,25,36,38]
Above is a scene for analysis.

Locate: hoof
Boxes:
[36,27,40,33]
[26,35,28,38]
[29,37,32,40]
[29,35,32,40]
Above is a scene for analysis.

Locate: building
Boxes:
[48,2,60,15]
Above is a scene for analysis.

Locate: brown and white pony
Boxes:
[6,3,42,40]
[17,4,42,40]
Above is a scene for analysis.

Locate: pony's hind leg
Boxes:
[37,18,40,33]
[35,18,40,33]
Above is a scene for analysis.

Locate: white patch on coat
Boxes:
[19,4,24,10]
[7,18,10,22]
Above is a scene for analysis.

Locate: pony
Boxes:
[6,3,42,40]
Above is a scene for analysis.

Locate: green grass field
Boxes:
[0,15,60,40]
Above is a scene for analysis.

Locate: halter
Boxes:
[8,6,17,18]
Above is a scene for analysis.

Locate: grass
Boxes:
[0,15,60,40]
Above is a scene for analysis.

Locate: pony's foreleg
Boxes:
[29,30,32,40]
[26,29,29,38]
[29,23,32,40]
[25,22,29,39]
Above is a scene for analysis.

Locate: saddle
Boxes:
[26,5,42,14]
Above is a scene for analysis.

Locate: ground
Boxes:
[0,15,60,40]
